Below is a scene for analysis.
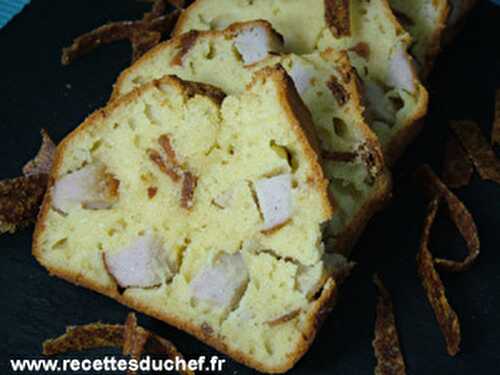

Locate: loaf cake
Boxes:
[33,68,353,373]
[113,21,391,254]
[174,0,429,164]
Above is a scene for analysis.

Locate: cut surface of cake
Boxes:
[113,20,391,254]
[174,0,429,164]
[33,68,352,373]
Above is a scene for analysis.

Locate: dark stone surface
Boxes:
[0,1,499,374]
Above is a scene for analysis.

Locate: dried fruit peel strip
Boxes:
[131,30,162,62]
[492,89,500,146]
[23,129,56,177]
[61,11,179,65]
[450,120,500,183]
[417,199,461,356]
[123,313,150,359]
[42,323,124,355]
[0,130,55,235]
[417,165,480,272]
[442,135,473,189]
[372,274,406,375]
[0,174,48,235]
[42,313,193,375]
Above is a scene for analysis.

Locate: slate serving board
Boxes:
[1,1,499,374]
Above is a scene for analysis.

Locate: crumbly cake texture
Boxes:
[388,0,449,78]
[113,21,391,254]
[173,0,429,164]
[33,69,352,373]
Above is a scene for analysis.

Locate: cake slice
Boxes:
[33,68,350,373]
[174,0,429,164]
[113,21,391,254]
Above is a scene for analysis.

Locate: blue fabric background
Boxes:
[0,0,30,29]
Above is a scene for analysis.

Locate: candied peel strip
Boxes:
[181,172,198,209]
[131,30,162,62]
[0,174,48,235]
[442,135,473,189]
[123,313,150,375]
[324,0,351,38]
[417,199,461,356]
[148,149,182,182]
[416,165,480,272]
[267,309,301,327]
[326,75,349,106]
[43,313,193,375]
[450,120,500,184]
[492,89,500,146]
[123,313,150,359]
[61,11,180,65]
[0,130,55,235]
[372,274,406,375]
[142,0,167,22]
[167,0,185,8]
[23,129,56,177]
[42,323,124,355]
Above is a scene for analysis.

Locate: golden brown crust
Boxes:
[333,168,392,255]
[172,2,201,36]
[34,68,335,374]
[385,110,427,166]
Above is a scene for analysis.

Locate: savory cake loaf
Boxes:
[174,0,429,164]
[113,21,391,254]
[33,68,351,373]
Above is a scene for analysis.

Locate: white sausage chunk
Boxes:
[388,46,415,93]
[52,164,116,213]
[104,234,172,288]
[190,253,248,310]
[288,60,313,97]
[255,174,293,231]
[234,25,282,65]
